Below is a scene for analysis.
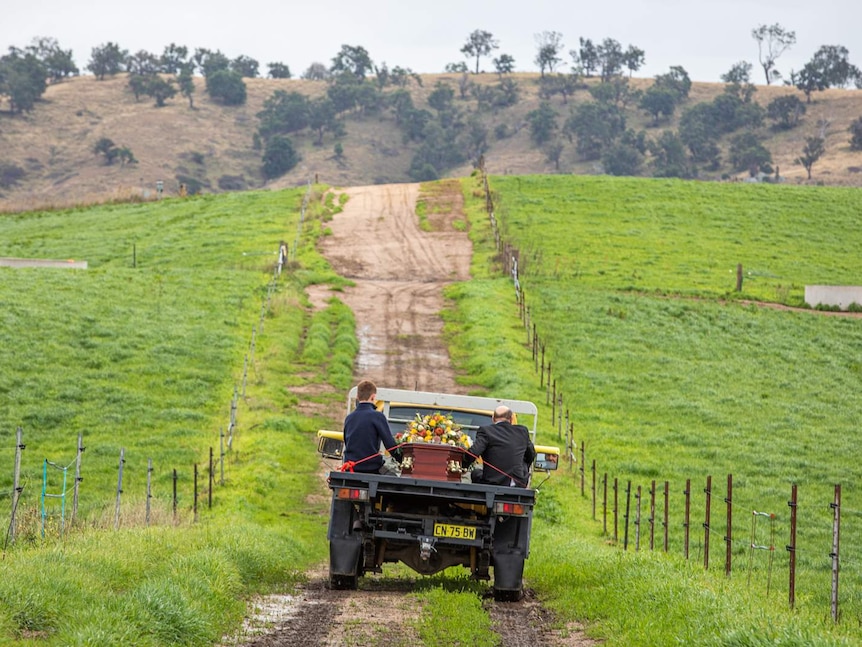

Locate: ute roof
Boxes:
[347,386,538,435]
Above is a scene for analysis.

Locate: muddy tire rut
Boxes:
[227,183,596,646]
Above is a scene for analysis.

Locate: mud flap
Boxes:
[491,516,527,599]
[329,537,362,577]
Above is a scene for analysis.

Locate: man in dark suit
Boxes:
[463,406,536,487]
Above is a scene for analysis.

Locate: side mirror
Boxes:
[317,430,344,459]
[533,444,560,471]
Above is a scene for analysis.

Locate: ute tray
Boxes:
[327,471,536,508]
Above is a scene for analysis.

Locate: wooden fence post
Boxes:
[613,478,619,543]
[623,480,632,551]
[635,485,642,551]
[649,480,656,551]
[602,472,608,535]
[591,460,597,521]
[193,464,199,523]
[704,475,712,570]
[663,481,670,553]
[9,427,24,545]
[579,442,585,495]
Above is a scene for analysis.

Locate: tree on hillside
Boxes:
[526,102,558,145]
[648,130,694,178]
[729,131,773,176]
[127,50,159,75]
[767,95,806,129]
[571,38,599,77]
[721,61,753,85]
[589,77,640,109]
[177,64,195,108]
[444,61,469,74]
[389,66,422,87]
[597,38,624,82]
[159,43,189,74]
[301,62,330,81]
[308,97,339,146]
[0,50,48,113]
[795,135,825,179]
[602,130,646,176]
[144,76,177,107]
[622,46,645,77]
[206,69,246,105]
[849,117,862,150]
[493,54,516,78]
[679,103,722,170]
[639,85,678,125]
[539,73,581,105]
[564,101,626,160]
[428,82,455,112]
[257,90,310,139]
[194,49,230,78]
[267,62,291,79]
[534,31,563,78]
[461,29,498,74]
[654,65,691,102]
[26,37,78,82]
[92,137,135,165]
[262,135,300,179]
[231,55,259,78]
[331,44,374,80]
[87,42,128,80]
[793,45,861,102]
[751,23,796,84]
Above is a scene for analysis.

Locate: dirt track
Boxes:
[226,183,595,647]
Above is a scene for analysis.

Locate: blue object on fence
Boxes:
[41,458,71,538]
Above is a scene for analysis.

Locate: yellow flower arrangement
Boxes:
[395,412,472,450]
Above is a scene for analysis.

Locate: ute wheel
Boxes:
[493,587,523,602]
[329,573,358,590]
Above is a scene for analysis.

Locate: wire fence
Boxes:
[477,160,856,623]
[3,182,314,550]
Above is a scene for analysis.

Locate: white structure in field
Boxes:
[805,286,862,311]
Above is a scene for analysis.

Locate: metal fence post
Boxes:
[71,433,84,526]
[788,483,798,610]
[831,484,842,623]
[704,475,712,570]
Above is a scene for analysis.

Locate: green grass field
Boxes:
[0,189,346,645]
[2,173,862,646]
[449,172,862,645]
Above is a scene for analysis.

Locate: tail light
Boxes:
[494,502,528,516]
[336,488,369,501]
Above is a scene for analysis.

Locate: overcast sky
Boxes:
[3,0,860,84]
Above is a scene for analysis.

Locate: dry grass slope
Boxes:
[0,72,860,212]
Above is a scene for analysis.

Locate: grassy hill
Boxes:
[1,73,861,213]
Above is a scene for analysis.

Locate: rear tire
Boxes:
[493,587,523,602]
[329,573,358,590]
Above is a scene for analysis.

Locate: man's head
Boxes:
[356,379,377,402]
[492,406,513,423]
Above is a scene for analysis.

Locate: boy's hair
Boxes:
[356,380,377,402]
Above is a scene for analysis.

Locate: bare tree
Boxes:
[751,23,796,84]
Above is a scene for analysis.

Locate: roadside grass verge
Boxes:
[445,174,862,645]
[0,187,346,645]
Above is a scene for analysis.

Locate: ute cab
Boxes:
[317,386,560,484]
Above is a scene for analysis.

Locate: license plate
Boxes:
[433,523,476,540]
